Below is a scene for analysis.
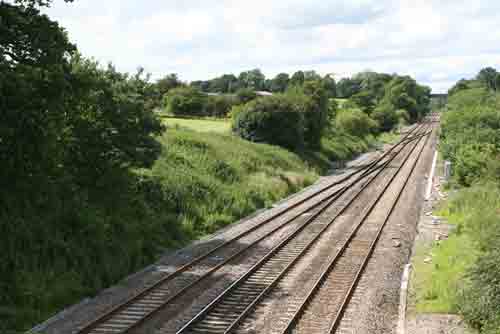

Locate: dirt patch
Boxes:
[407,314,474,334]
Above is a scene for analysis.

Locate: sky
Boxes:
[43,0,500,93]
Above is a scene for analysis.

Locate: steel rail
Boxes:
[326,124,434,334]
[76,125,422,334]
[279,124,432,334]
[119,131,427,334]
[175,125,430,334]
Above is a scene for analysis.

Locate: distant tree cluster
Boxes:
[448,67,500,96]
[189,69,337,97]
[156,70,336,118]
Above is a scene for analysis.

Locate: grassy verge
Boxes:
[411,182,500,333]
[412,233,477,313]
[162,116,230,133]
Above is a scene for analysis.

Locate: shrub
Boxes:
[232,95,305,149]
[205,95,236,117]
[440,88,500,185]
[371,102,399,132]
[335,109,378,137]
[236,88,257,104]
[163,86,206,116]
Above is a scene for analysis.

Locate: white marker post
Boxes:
[425,151,438,201]
[397,264,412,334]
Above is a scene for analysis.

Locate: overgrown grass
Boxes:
[142,128,318,237]
[412,183,500,333]
[413,233,477,313]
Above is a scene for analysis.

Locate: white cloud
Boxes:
[43,0,500,93]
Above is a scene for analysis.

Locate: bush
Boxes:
[163,86,206,116]
[204,95,236,117]
[371,102,399,132]
[232,96,305,149]
[335,109,378,137]
[236,88,257,104]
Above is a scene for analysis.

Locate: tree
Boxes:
[302,80,330,147]
[1,1,76,187]
[356,71,393,101]
[448,79,471,96]
[149,73,183,107]
[350,90,376,114]
[66,57,164,181]
[336,77,362,98]
[290,70,305,86]
[156,74,182,94]
[238,69,265,90]
[477,67,499,91]
[190,80,210,92]
[13,0,74,7]
[303,70,322,82]
[323,74,337,98]
[209,74,239,93]
[270,73,290,93]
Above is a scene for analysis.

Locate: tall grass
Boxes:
[143,128,318,236]
[413,183,500,333]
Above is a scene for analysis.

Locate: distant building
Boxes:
[255,91,273,96]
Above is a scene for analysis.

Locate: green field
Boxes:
[163,117,231,133]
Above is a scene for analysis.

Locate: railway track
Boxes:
[171,124,432,334]
[74,124,429,334]
[279,124,433,334]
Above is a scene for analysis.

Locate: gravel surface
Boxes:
[216,129,430,334]
[331,125,439,334]
[407,314,475,334]
[32,145,387,334]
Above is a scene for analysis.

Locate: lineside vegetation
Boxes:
[0,1,431,331]
[415,68,500,334]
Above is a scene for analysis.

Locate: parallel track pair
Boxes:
[76,122,432,334]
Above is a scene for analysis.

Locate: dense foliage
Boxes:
[232,81,332,150]
[232,95,306,149]
[439,69,500,334]
[335,109,378,138]
[441,88,500,186]
[1,2,167,331]
[230,70,430,151]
